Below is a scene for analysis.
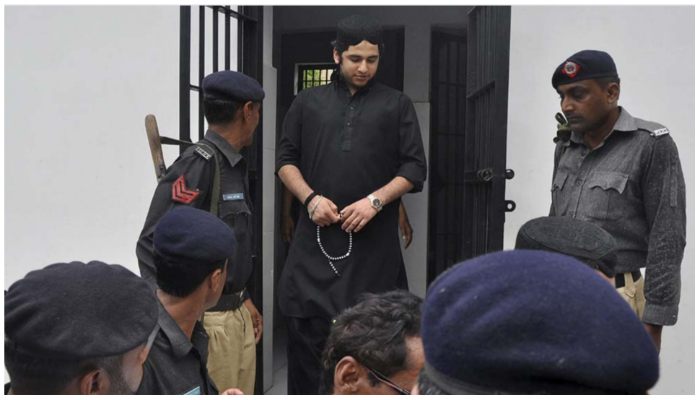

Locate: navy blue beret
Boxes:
[5,261,157,360]
[422,250,659,395]
[202,70,264,102]
[552,50,618,89]
[515,216,617,277]
[153,207,236,264]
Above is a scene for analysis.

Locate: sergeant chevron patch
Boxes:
[172,175,200,204]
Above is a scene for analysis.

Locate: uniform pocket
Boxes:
[219,201,252,240]
[551,171,568,216]
[583,171,628,220]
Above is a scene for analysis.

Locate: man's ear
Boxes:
[209,267,225,290]
[79,369,108,395]
[606,82,620,104]
[243,101,255,121]
[334,356,362,395]
[333,48,340,64]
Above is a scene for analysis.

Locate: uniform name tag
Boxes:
[652,128,669,137]
[223,193,244,201]
[183,386,201,395]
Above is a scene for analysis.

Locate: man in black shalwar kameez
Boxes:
[276,15,427,395]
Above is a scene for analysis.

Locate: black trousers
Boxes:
[286,316,332,395]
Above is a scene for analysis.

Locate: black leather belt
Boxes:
[615,270,642,289]
[207,291,245,312]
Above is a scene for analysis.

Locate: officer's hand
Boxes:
[398,203,413,249]
[281,213,295,244]
[341,198,378,233]
[644,323,662,353]
[244,299,263,345]
[220,388,244,395]
[309,196,341,227]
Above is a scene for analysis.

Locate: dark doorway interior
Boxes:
[427,27,468,284]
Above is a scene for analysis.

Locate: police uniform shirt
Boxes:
[550,107,686,326]
[137,300,218,395]
[275,77,427,320]
[136,129,253,296]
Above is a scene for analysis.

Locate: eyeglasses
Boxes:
[357,361,411,395]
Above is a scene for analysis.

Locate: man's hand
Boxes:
[281,213,295,244]
[308,196,341,227]
[398,201,413,249]
[220,388,244,395]
[644,323,662,352]
[341,198,378,233]
[244,299,263,345]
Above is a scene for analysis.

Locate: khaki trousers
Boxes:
[616,272,646,320]
[203,306,256,395]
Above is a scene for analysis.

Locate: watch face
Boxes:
[372,199,381,207]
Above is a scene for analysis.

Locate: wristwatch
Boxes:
[367,194,383,212]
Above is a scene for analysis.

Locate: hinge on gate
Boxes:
[464,168,514,184]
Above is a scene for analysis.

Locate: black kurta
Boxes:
[276,78,427,320]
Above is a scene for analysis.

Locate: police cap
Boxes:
[552,50,618,89]
[4,261,158,360]
[422,250,659,395]
[202,70,264,103]
[153,207,236,264]
[515,216,617,277]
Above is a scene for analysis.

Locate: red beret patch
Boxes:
[562,61,580,78]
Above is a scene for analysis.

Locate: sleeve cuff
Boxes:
[641,302,678,326]
[397,164,426,193]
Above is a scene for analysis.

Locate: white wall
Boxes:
[5,6,181,283]
[507,6,695,395]
[261,5,277,393]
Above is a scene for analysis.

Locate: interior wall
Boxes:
[273,6,472,298]
[507,6,695,395]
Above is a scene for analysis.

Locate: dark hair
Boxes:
[154,250,226,298]
[332,39,385,58]
[5,343,125,395]
[416,369,449,395]
[202,97,242,125]
[596,76,621,90]
[319,290,423,394]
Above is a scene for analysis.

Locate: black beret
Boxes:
[335,15,383,50]
[552,50,618,89]
[153,207,236,264]
[202,70,265,102]
[515,216,617,277]
[5,261,158,360]
[422,250,659,395]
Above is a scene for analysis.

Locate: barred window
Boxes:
[296,63,337,94]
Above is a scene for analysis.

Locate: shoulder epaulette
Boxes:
[635,118,670,138]
[194,145,214,161]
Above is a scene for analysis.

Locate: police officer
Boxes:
[549,50,686,351]
[4,261,158,395]
[137,207,244,395]
[414,250,660,395]
[136,70,264,394]
[515,216,617,284]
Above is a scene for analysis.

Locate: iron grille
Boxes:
[296,63,336,94]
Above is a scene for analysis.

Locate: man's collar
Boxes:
[569,107,636,146]
[156,299,197,359]
[204,130,244,167]
[334,73,375,95]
